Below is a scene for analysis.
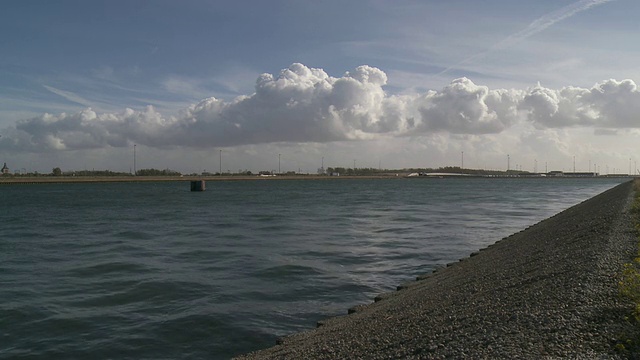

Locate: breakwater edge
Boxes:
[238,180,639,359]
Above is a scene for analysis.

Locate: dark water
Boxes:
[0,178,626,359]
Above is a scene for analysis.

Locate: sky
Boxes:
[1,0,640,175]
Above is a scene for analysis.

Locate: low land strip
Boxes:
[1,175,635,184]
[237,181,638,359]
[0,175,402,184]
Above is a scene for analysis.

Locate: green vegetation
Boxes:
[617,179,640,353]
[135,168,181,176]
[68,169,132,177]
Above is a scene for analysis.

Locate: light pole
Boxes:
[219,149,222,175]
[278,154,281,174]
[507,154,510,172]
[133,144,137,176]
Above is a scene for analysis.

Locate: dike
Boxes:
[236,181,637,359]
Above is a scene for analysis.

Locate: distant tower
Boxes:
[1,162,8,175]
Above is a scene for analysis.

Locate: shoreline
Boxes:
[0,175,403,184]
[0,174,635,185]
[237,181,638,359]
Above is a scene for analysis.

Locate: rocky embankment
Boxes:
[237,181,638,359]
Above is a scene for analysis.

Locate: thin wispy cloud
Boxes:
[496,0,616,49]
[43,85,93,107]
[439,0,617,76]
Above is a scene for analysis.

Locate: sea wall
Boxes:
[237,181,637,359]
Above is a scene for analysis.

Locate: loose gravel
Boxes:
[236,181,638,359]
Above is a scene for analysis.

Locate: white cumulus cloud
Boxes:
[1,63,640,153]
[414,78,523,134]
[521,79,640,128]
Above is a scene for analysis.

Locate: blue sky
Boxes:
[1,0,639,174]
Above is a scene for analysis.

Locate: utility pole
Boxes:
[507,154,510,172]
[219,149,222,175]
[461,151,464,173]
[278,154,281,174]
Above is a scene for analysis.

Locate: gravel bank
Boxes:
[237,181,638,359]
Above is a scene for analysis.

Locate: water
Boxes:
[0,177,626,359]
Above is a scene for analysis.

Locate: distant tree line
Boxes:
[56,169,131,176]
[326,167,402,175]
[47,167,183,177]
[135,168,182,176]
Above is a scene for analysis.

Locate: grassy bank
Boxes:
[617,179,640,353]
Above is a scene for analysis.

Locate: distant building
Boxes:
[546,171,599,177]
[1,163,8,175]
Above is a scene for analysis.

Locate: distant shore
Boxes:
[0,174,407,184]
[0,173,635,184]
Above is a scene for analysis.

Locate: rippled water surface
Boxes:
[0,177,626,359]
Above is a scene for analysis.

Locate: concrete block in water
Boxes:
[190,180,206,191]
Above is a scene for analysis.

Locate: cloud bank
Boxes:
[2,63,640,152]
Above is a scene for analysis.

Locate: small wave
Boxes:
[251,264,324,281]
[175,249,235,261]
[69,261,150,277]
[70,279,209,308]
[114,230,156,240]
[373,226,413,234]
[254,224,290,232]
[252,214,281,222]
